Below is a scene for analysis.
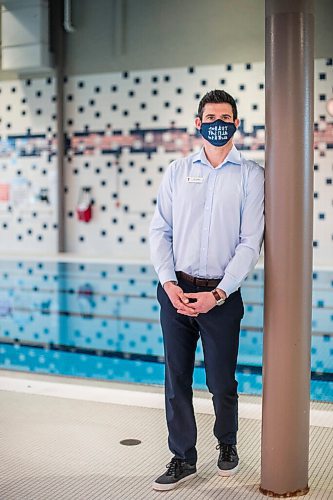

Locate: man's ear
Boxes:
[235,118,240,128]
[195,116,201,131]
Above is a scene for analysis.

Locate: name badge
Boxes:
[186,176,204,183]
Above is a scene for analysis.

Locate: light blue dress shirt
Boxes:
[148,144,265,297]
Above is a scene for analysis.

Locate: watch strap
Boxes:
[212,289,225,303]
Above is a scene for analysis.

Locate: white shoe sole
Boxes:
[152,471,198,491]
[217,462,239,477]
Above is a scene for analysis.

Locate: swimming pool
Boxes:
[0,258,332,401]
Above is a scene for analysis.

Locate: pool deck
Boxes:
[0,369,332,500]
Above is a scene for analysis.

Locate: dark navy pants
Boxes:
[156,273,244,465]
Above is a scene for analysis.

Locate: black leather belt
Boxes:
[176,271,222,288]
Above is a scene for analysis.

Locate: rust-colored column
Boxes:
[260,0,314,497]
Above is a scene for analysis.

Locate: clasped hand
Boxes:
[164,283,217,317]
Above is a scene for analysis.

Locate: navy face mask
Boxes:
[199,119,237,147]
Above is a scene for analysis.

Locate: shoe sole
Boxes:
[217,463,239,477]
[152,472,198,491]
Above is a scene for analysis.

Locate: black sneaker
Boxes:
[216,442,239,476]
[152,457,197,491]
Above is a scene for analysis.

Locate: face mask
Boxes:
[199,119,236,147]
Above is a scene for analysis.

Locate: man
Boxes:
[149,89,264,491]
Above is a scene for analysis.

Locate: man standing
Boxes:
[149,90,264,491]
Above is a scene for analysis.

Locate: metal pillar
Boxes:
[50,0,65,252]
[261,0,314,497]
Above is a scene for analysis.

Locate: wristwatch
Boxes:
[212,288,226,306]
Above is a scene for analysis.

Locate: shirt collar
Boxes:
[192,144,241,168]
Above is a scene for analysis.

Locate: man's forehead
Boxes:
[203,103,233,115]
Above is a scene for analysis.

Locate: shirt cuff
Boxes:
[217,273,239,298]
[159,269,178,288]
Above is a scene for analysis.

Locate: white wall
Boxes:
[0,57,332,265]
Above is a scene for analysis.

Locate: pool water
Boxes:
[0,260,332,402]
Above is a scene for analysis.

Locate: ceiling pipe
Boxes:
[64,0,75,33]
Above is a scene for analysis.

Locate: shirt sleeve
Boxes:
[217,162,265,297]
[148,162,177,287]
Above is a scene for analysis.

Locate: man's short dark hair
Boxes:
[197,90,238,121]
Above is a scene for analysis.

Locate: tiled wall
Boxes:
[0,77,58,252]
[0,58,332,263]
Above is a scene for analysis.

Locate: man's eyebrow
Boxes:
[204,113,232,118]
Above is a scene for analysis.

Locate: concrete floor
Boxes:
[0,370,332,500]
